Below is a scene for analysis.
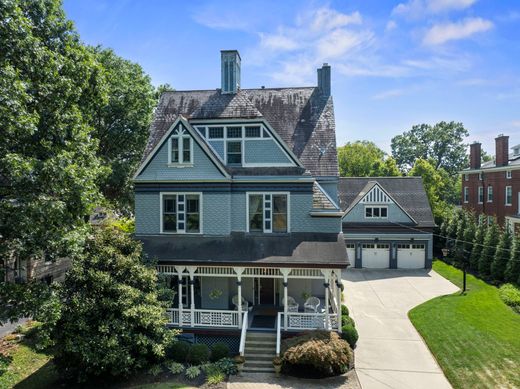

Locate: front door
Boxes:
[259,278,274,305]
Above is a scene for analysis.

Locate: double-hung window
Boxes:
[365,206,388,219]
[248,193,288,233]
[162,193,201,233]
[487,186,493,202]
[169,126,192,165]
[478,187,484,204]
[505,186,512,206]
[506,170,512,179]
[463,187,469,203]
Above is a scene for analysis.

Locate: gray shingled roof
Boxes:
[136,232,349,268]
[312,182,338,209]
[142,87,338,177]
[338,177,435,228]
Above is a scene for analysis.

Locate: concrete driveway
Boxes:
[342,268,459,389]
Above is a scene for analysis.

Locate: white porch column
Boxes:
[321,269,332,330]
[336,270,343,333]
[234,267,245,329]
[187,266,197,327]
[280,268,291,330]
[175,266,186,327]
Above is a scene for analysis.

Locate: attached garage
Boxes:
[397,243,425,269]
[361,243,390,268]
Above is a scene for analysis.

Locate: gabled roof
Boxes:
[338,177,435,228]
[142,87,338,177]
[312,182,339,210]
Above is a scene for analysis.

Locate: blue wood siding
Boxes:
[316,179,339,204]
[291,193,341,233]
[135,192,160,234]
[136,135,225,181]
[208,140,225,159]
[244,140,293,165]
[342,202,414,224]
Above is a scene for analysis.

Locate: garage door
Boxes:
[397,244,425,269]
[361,243,390,268]
[346,243,356,264]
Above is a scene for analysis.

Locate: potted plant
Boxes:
[234,354,245,375]
[272,356,283,377]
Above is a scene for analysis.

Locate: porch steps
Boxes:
[242,332,277,373]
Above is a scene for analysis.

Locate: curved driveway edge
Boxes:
[342,268,459,389]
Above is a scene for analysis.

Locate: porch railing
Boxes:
[166,308,240,328]
[238,311,249,356]
[281,312,339,331]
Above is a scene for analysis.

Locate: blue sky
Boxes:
[64,0,520,154]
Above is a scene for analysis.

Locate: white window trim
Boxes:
[487,186,493,203]
[167,126,194,166]
[505,186,512,206]
[478,172,483,181]
[195,123,295,167]
[464,187,469,203]
[160,192,203,234]
[364,205,389,219]
[478,186,484,204]
[464,174,469,181]
[506,170,512,179]
[245,191,290,233]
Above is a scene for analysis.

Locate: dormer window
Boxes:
[227,141,242,164]
[169,126,192,165]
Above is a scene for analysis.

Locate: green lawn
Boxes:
[409,260,520,389]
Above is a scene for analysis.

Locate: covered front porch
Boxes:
[158,264,343,333]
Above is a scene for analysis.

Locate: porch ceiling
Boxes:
[137,232,349,268]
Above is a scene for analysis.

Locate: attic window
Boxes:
[169,126,192,165]
[365,206,388,219]
[209,127,224,139]
[227,127,242,138]
[245,126,261,138]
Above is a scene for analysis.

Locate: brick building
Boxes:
[461,134,520,233]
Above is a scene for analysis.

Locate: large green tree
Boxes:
[391,121,468,174]
[505,236,520,284]
[337,141,401,177]
[88,47,156,212]
[491,229,512,282]
[469,221,486,270]
[50,227,175,382]
[479,223,500,278]
[0,0,105,261]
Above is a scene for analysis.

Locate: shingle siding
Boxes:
[244,139,292,164]
[135,192,160,234]
[203,193,231,235]
[136,135,225,181]
[291,193,341,233]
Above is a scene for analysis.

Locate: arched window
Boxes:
[169,125,193,165]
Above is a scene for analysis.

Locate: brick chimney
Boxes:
[317,63,331,97]
[221,50,240,94]
[495,134,509,167]
[469,142,481,169]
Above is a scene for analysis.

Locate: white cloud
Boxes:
[510,120,520,128]
[372,89,406,100]
[422,17,493,45]
[317,29,373,59]
[259,32,300,52]
[393,0,477,19]
[386,20,398,31]
[309,8,362,31]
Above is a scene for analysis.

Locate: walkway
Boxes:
[342,268,459,389]
[228,370,361,389]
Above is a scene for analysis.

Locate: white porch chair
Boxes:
[304,296,321,313]
[282,296,299,312]
[232,295,249,311]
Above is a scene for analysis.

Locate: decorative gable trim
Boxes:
[360,185,393,204]
[133,116,231,180]
[342,182,417,224]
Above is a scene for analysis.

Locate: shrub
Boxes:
[215,357,238,375]
[188,343,210,365]
[341,315,355,327]
[166,361,184,375]
[479,223,500,277]
[148,364,163,376]
[185,365,201,380]
[167,341,191,363]
[341,304,349,316]
[499,284,520,313]
[211,342,230,362]
[282,330,352,377]
[341,324,359,348]
[491,229,512,282]
[206,369,225,385]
